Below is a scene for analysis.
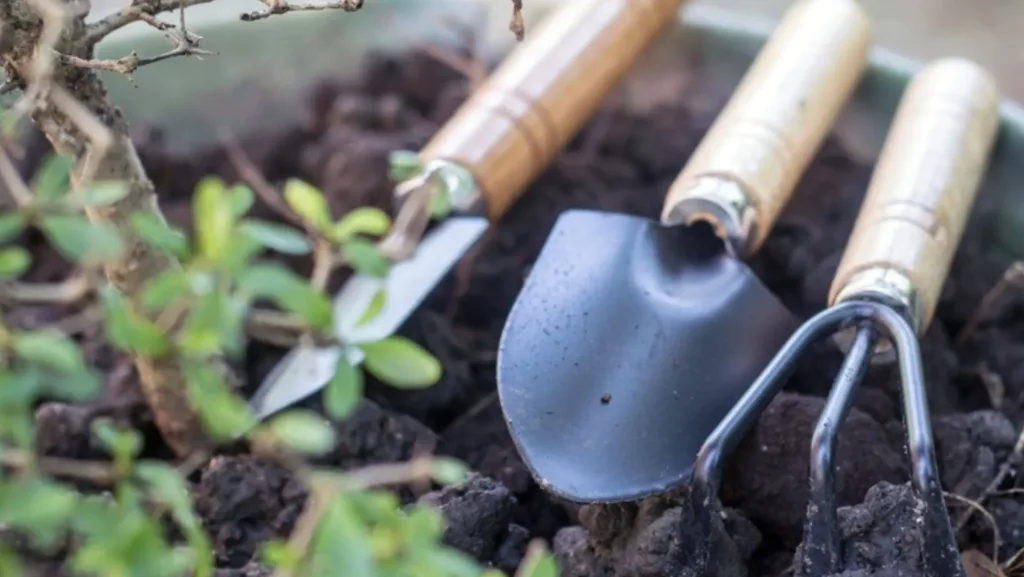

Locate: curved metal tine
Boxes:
[877,306,966,577]
[688,300,882,570]
[801,322,879,575]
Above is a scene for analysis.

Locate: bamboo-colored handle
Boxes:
[661,0,869,256]
[418,0,686,221]
[829,58,1001,332]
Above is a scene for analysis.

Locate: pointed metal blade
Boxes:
[249,215,490,419]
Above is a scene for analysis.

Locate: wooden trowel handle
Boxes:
[661,0,869,257]
[418,0,686,221]
[829,58,1001,334]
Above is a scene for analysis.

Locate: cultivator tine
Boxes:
[800,305,958,576]
[802,320,877,572]
[688,301,870,571]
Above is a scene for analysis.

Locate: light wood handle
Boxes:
[418,0,686,221]
[829,58,1000,333]
[661,0,869,255]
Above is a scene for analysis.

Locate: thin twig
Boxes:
[0,273,93,305]
[947,491,1002,564]
[510,0,525,41]
[240,0,365,22]
[0,146,35,207]
[246,308,326,348]
[83,0,218,45]
[64,2,217,81]
[0,448,117,485]
[218,129,308,231]
[956,262,1024,347]
[956,425,1024,533]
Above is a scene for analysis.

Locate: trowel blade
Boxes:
[497,209,799,502]
[249,215,490,419]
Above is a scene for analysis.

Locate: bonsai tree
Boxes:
[0,0,547,575]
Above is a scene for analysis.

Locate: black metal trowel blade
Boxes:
[497,209,799,502]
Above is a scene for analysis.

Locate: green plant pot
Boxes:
[95,0,1024,260]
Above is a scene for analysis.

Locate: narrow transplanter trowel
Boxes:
[249,0,696,419]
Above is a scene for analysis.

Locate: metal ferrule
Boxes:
[394,158,483,214]
[383,159,483,261]
[831,267,922,363]
[665,176,759,258]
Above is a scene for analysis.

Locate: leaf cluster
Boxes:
[0,155,557,577]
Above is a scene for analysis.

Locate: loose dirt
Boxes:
[12,44,1024,576]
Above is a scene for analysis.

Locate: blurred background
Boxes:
[699,0,1023,100]
[87,0,1024,101]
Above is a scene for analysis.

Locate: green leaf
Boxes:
[518,546,559,577]
[0,478,79,549]
[31,153,73,202]
[402,505,445,543]
[39,214,124,264]
[179,290,245,357]
[0,212,27,243]
[139,269,191,312]
[183,359,256,441]
[429,186,452,219]
[0,545,23,577]
[100,285,171,357]
[324,355,363,419]
[130,212,190,259]
[221,228,265,278]
[0,368,44,407]
[239,219,311,255]
[307,495,375,577]
[227,183,255,217]
[266,410,337,455]
[92,419,142,465]
[237,264,333,331]
[12,330,84,373]
[80,181,128,207]
[331,207,391,243]
[135,462,195,523]
[359,336,441,389]
[260,540,301,572]
[387,150,422,182]
[48,369,102,402]
[414,547,482,577]
[283,179,331,230]
[343,238,390,278]
[355,289,386,327]
[0,247,30,279]
[193,177,235,262]
[431,457,469,486]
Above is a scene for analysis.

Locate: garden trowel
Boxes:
[250,0,694,419]
[497,0,871,503]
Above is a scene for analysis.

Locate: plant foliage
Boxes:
[0,159,556,577]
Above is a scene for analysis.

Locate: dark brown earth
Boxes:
[10,43,1024,576]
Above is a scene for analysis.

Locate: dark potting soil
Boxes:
[12,43,1024,576]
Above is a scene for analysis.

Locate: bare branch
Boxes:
[218,129,310,232]
[83,0,217,45]
[0,273,93,305]
[69,2,217,81]
[1,448,118,485]
[57,44,216,79]
[510,0,525,41]
[240,0,364,22]
[0,145,35,207]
